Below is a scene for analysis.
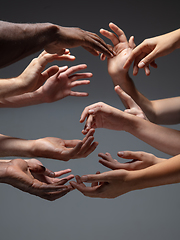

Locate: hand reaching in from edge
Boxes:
[2,158,74,201]
[98,151,165,171]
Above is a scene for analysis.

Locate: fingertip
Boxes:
[138,61,145,68]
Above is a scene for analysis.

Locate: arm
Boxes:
[70,154,180,199]
[0,20,113,68]
[0,63,93,108]
[0,158,74,200]
[123,28,180,75]
[100,23,180,124]
[0,129,98,160]
[80,102,180,156]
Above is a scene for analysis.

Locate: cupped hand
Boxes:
[4,158,74,200]
[32,128,98,161]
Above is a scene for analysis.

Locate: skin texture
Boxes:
[0,21,114,68]
[0,158,74,201]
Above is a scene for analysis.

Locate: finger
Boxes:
[99,159,119,170]
[117,150,144,160]
[82,128,95,143]
[91,171,101,187]
[65,64,88,76]
[71,80,90,88]
[144,65,151,76]
[82,115,95,135]
[61,141,84,161]
[79,141,99,158]
[80,172,110,183]
[133,52,146,75]
[83,33,115,57]
[150,60,158,68]
[69,73,93,82]
[109,22,127,43]
[138,50,157,69]
[100,28,119,46]
[70,91,89,97]
[129,36,136,49]
[54,169,72,177]
[83,46,100,56]
[123,44,144,69]
[115,85,136,109]
[57,54,76,61]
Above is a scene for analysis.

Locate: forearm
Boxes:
[123,113,180,156]
[130,154,180,191]
[0,89,46,108]
[0,21,58,68]
[0,134,34,157]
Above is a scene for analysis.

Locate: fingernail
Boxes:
[118,151,124,156]
[89,109,94,114]
[138,62,145,68]
[81,176,88,182]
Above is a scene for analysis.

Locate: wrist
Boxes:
[0,161,10,183]
[110,71,130,86]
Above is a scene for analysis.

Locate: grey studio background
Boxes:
[0,1,180,239]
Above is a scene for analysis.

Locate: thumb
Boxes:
[115,85,136,109]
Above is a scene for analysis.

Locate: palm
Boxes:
[100,23,135,76]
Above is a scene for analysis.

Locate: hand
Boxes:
[3,158,74,200]
[100,22,136,77]
[115,85,148,120]
[18,50,76,94]
[80,102,126,134]
[98,151,164,171]
[38,63,92,103]
[70,169,131,199]
[123,30,180,75]
[32,129,98,161]
[45,25,114,58]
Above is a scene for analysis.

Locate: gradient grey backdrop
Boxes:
[0,1,180,239]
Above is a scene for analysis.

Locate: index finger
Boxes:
[123,46,142,69]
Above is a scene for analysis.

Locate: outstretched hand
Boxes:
[33,129,98,161]
[100,22,152,76]
[38,63,92,103]
[45,26,114,58]
[98,151,164,171]
[3,158,74,201]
